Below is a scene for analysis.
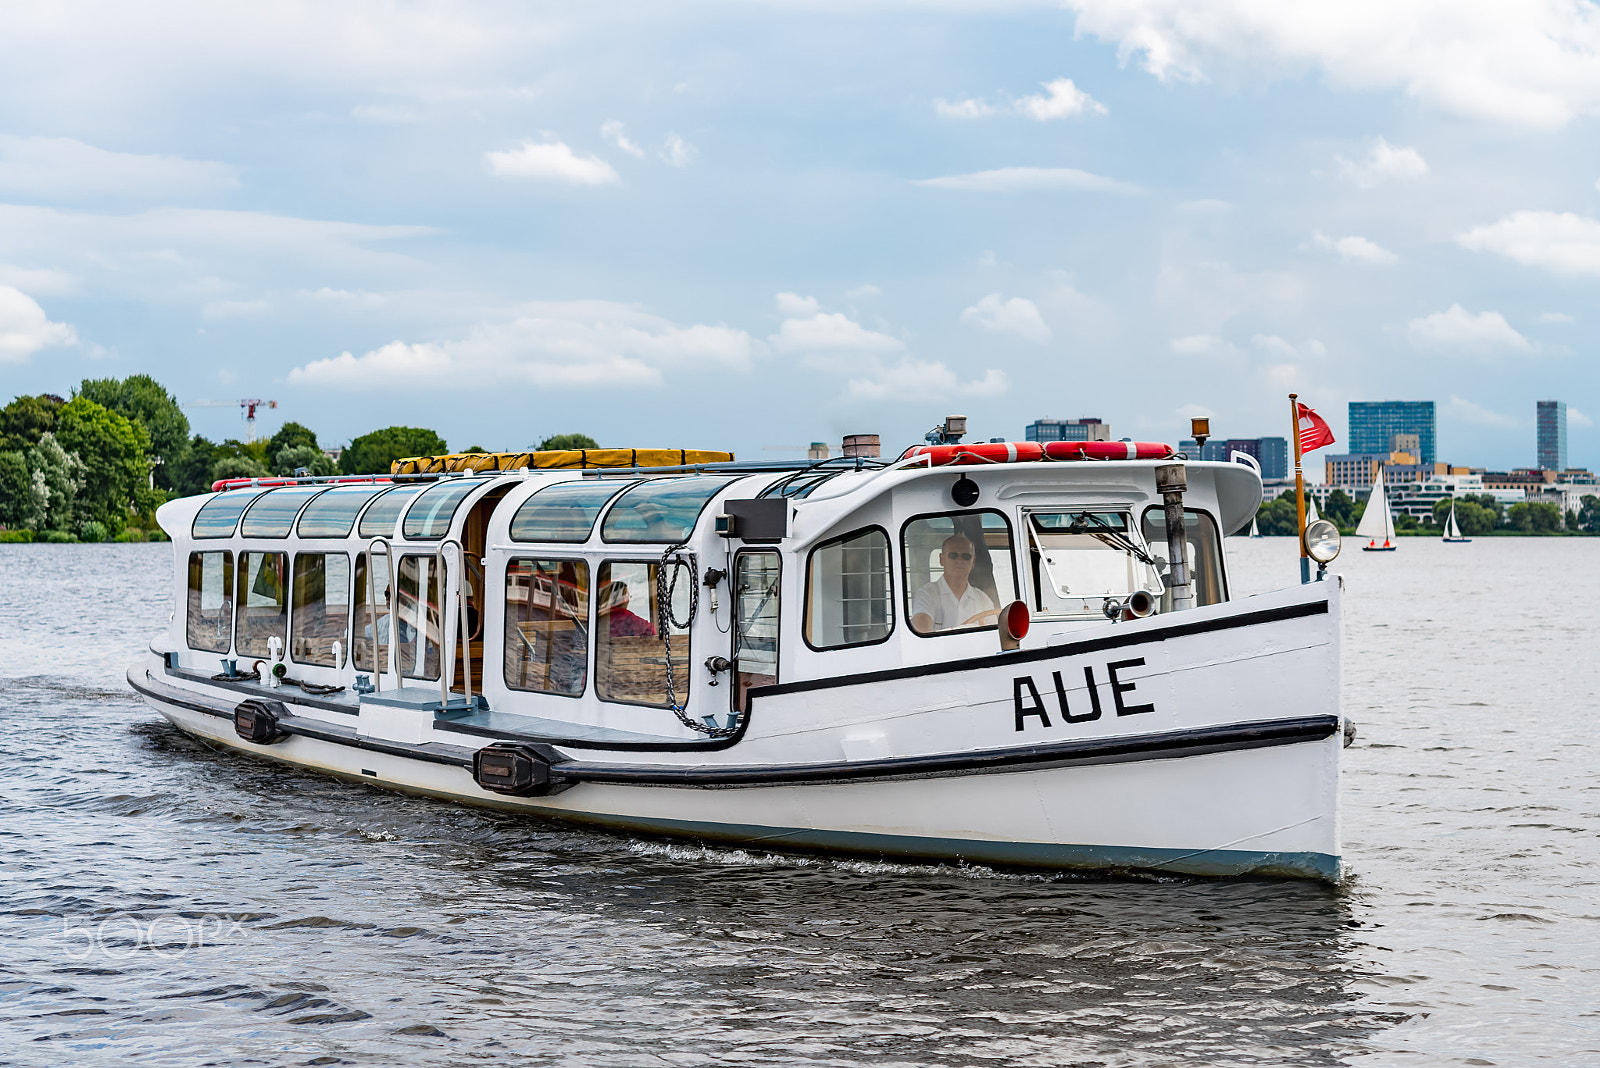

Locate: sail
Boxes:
[1306,496,1320,524]
[1249,515,1261,537]
[1354,467,1394,542]
[1444,501,1462,540]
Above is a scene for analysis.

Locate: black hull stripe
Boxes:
[747,597,1330,701]
[131,669,1335,787]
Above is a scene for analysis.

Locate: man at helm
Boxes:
[911,533,996,633]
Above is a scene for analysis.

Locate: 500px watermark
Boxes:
[58,913,249,960]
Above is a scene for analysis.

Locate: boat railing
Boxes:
[364,536,395,692]
[435,538,473,709]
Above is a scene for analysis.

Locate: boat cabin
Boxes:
[158,455,1262,745]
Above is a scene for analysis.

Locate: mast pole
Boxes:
[1291,393,1309,584]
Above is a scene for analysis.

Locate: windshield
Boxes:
[1026,510,1163,618]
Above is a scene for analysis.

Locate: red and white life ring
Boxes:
[901,442,1046,466]
[1043,440,1175,461]
[902,440,1174,466]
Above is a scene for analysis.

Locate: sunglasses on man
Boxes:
[942,551,973,560]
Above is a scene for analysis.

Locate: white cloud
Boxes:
[960,293,1052,343]
[288,300,751,390]
[934,97,999,119]
[1569,406,1593,426]
[1015,78,1108,120]
[1407,304,1531,352]
[774,292,821,318]
[913,166,1137,193]
[1312,230,1398,265]
[770,310,903,355]
[485,141,619,185]
[1458,211,1600,277]
[1064,0,1600,128]
[1336,137,1428,189]
[937,77,1105,121]
[846,359,1008,402]
[659,134,695,168]
[600,120,645,158]
[0,285,77,363]
[1446,394,1517,427]
[0,136,239,202]
[1252,334,1327,360]
[1169,334,1238,357]
[202,299,270,321]
[0,264,76,296]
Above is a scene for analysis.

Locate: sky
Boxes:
[1,0,1598,472]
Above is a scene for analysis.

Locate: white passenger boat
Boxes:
[130,438,1347,881]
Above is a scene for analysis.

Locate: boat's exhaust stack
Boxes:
[1155,463,1193,611]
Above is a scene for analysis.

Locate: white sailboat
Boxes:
[1249,514,1261,537]
[1306,495,1320,524]
[1356,466,1396,551]
[1442,499,1471,543]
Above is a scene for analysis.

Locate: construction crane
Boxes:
[185,398,278,443]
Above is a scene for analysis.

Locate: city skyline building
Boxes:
[1025,417,1111,443]
[1349,400,1436,465]
[1536,400,1567,471]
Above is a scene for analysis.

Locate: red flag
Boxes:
[1297,402,1336,453]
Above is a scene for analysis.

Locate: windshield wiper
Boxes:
[1058,512,1157,567]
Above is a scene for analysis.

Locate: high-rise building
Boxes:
[1537,400,1567,471]
[1257,437,1288,480]
[1179,439,1229,461]
[1349,401,1436,465]
[1025,418,1110,443]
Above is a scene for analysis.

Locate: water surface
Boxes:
[0,539,1596,1065]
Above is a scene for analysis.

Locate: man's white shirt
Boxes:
[912,576,995,632]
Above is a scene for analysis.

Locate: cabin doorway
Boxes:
[451,484,515,695]
[732,550,780,713]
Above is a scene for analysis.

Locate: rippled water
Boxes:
[1,539,1596,1066]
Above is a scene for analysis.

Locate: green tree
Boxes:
[27,432,86,532]
[340,426,448,475]
[167,435,221,497]
[267,421,319,456]
[1323,489,1355,528]
[0,394,64,452]
[211,455,270,483]
[1253,494,1300,535]
[461,444,489,454]
[0,450,31,527]
[54,397,150,535]
[273,444,335,477]
[1578,495,1600,534]
[1462,493,1504,527]
[1507,501,1563,533]
[537,433,600,451]
[1454,500,1496,536]
[76,375,190,489]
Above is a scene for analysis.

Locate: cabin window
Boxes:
[402,479,487,540]
[1140,509,1227,608]
[804,527,892,649]
[504,558,589,697]
[357,485,425,540]
[186,551,234,653]
[240,486,326,538]
[234,551,288,657]
[902,511,1016,636]
[192,490,262,539]
[1025,510,1164,618]
[594,560,690,707]
[298,486,384,538]
[352,552,392,672]
[733,551,780,712]
[510,480,638,542]
[395,555,442,679]
[290,553,350,666]
[599,476,730,543]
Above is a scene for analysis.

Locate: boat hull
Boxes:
[131,575,1344,883]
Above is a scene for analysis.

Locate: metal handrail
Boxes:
[435,538,472,709]
[364,537,395,692]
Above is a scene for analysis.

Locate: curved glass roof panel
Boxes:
[239,486,328,538]
[357,485,425,540]
[296,485,386,538]
[600,476,732,543]
[192,489,268,539]
[509,479,638,543]
[402,478,487,540]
